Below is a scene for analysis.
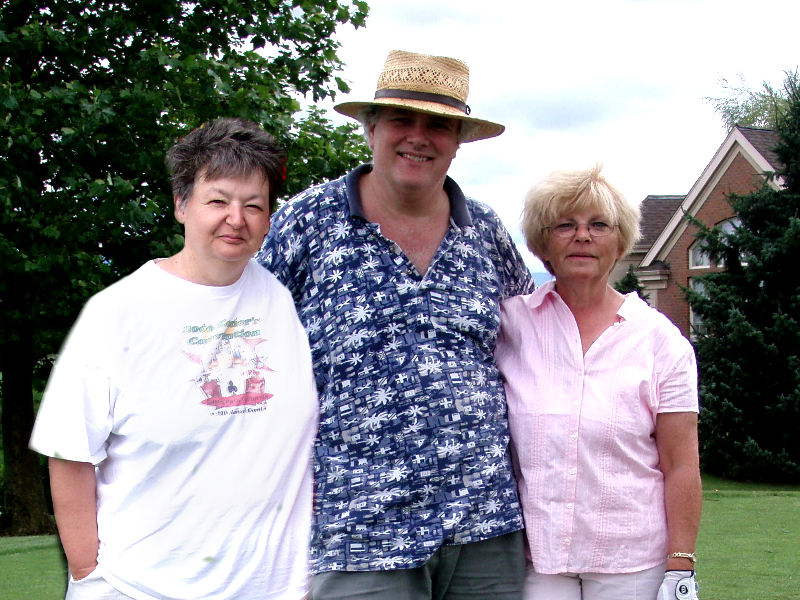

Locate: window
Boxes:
[721,218,747,267]
[719,218,740,235]
[688,278,708,337]
[689,218,742,269]
[689,241,711,268]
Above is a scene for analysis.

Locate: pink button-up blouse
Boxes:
[496,281,698,574]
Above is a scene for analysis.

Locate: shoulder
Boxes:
[244,260,293,301]
[622,294,693,353]
[501,284,552,319]
[623,294,677,330]
[266,178,349,265]
[273,176,347,223]
[55,263,157,357]
[497,289,553,359]
[465,196,503,226]
[463,197,519,256]
[500,292,528,317]
[83,262,156,312]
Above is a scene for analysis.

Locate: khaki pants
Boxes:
[311,530,525,600]
[523,562,667,600]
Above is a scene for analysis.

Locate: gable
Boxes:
[641,127,782,266]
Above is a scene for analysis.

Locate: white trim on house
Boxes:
[641,127,781,267]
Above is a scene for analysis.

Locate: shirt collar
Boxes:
[616,291,647,321]
[345,164,473,227]
[529,279,642,323]
[524,279,557,309]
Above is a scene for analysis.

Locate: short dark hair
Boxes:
[166,118,286,212]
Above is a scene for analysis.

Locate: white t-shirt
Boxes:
[31,260,318,600]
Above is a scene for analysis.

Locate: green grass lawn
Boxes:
[1,475,798,599]
[696,475,799,600]
[0,535,65,600]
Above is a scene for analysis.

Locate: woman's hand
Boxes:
[70,565,98,581]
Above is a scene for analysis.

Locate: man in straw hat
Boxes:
[258,49,533,599]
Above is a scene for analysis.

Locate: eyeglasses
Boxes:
[544,221,616,238]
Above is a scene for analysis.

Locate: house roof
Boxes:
[640,125,783,267]
[738,126,781,171]
[634,195,685,252]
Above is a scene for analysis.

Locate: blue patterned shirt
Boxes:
[258,165,534,573]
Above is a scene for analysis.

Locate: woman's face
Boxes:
[174,171,270,284]
[540,207,622,284]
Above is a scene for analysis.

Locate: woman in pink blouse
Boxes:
[495,166,702,600]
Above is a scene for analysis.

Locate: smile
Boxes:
[399,152,431,163]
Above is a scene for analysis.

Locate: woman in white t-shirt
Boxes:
[30,118,318,600]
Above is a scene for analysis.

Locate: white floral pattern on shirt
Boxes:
[258,165,533,573]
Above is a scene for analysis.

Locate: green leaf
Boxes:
[0,0,375,533]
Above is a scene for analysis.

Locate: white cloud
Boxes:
[317,0,799,272]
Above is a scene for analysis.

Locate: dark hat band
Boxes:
[374,88,471,115]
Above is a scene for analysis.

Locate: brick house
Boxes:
[617,126,782,338]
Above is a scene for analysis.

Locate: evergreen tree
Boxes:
[614,264,649,303]
[686,77,800,483]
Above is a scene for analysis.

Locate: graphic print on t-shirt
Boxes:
[182,316,274,411]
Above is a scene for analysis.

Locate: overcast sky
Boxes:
[317,0,799,272]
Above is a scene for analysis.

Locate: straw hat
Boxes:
[334,50,505,143]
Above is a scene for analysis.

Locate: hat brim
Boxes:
[334,98,505,143]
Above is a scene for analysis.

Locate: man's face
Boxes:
[367,108,460,196]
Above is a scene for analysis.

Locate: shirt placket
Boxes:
[560,300,584,569]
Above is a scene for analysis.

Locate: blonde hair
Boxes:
[521,165,641,274]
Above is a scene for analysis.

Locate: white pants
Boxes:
[523,563,666,600]
[65,568,134,600]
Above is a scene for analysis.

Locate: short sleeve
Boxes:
[655,327,699,414]
[477,202,534,298]
[29,299,116,464]
[499,230,535,298]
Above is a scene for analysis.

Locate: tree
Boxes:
[286,106,372,199]
[686,76,800,483]
[0,0,370,535]
[705,69,797,130]
[614,264,649,303]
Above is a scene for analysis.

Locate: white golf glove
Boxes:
[657,570,699,600]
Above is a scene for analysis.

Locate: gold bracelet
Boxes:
[668,552,697,564]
